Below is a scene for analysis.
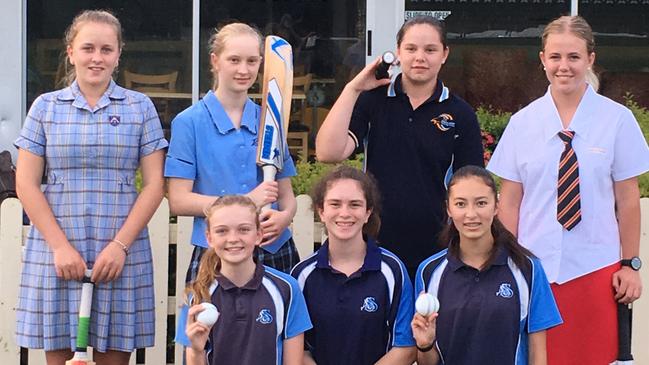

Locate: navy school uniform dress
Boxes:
[291,238,415,365]
[175,262,312,365]
[415,246,563,365]
[348,74,484,276]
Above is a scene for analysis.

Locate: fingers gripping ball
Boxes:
[415,293,440,316]
[196,303,220,327]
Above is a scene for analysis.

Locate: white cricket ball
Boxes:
[196,302,219,327]
[415,293,440,316]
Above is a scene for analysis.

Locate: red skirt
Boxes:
[547,262,619,365]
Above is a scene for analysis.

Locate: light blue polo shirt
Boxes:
[164,90,296,253]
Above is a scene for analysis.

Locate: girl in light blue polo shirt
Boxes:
[165,23,299,279]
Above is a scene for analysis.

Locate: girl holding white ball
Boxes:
[411,166,562,365]
[177,195,311,365]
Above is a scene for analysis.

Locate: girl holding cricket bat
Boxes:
[14,10,166,365]
[411,166,562,365]
[178,195,311,365]
[165,23,300,280]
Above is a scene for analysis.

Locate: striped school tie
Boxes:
[557,130,581,230]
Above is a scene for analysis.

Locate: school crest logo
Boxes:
[256,309,273,324]
[108,115,121,127]
[495,283,514,298]
[431,113,455,131]
[360,297,378,313]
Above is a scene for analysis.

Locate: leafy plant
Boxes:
[291,154,364,196]
[625,94,649,198]
[476,106,511,145]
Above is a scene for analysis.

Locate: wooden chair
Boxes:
[292,73,312,126]
[287,131,309,161]
[123,70,179,126]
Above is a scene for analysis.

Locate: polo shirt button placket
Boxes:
[474,272,480,283]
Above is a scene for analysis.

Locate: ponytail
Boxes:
[185,249,222,305]
[586,68,599,92]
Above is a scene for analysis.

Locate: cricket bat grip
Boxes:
[261,165,277,211]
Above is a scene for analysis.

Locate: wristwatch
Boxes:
[621,257,642,271]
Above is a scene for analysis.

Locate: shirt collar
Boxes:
[58,79,125,111]
[446,244,510,272]
[315,237,382,272]
[203,90,259,134]
[387,73,450,103]
[214,261,265,291]
[540,84,596,142]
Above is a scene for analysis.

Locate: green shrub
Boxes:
[291,154,364,196]
[476,106,511,144]
[625,94,649,198]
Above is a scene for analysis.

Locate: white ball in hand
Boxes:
[415,293,440,316]
[196,303,219,327]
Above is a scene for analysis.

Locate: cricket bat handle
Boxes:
[261,165,277,211]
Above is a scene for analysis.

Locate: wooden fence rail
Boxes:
[1,197,648,364]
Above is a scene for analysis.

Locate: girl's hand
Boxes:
[411,312,438,350]
[186,304,213,352]
[613,266,643,304]
[259,209,292,245]
[91,241,127,283]
[347,57,393,93]
[52,243,87,281]
[247,181,279,208]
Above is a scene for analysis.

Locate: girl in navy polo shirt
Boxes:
[412,166,562,365]
[165,23,299,277]
[291,166,416,365]
[178,195,311,365]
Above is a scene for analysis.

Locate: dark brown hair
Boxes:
[439,165,534,270]
[397,16,447,49]
[185,195,260,305]
[311,166,382,239]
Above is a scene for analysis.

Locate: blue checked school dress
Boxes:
[14,80,168,352]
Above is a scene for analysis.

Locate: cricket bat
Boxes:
[66,270,95,365]
[256,35,293,210]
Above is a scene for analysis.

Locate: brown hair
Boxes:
[397,16,447,49]
[542,15,598,91]
[208,22,263,89]
[439,165,534,270]
[311,165,382,239]
[185,195,260,305]
[62,10,123,86]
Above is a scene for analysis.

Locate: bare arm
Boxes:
[374,346,416,365]
[303,351,317,365]
[497,179,524,237]
[15,149,87,280]
[528,330,547,365]
[92,149,165,282]
[612,177,643,304]
[315,58,390,162]
[411,313,440,365]
[282,334,305,365]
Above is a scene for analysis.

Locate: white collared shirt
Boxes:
[487,85,649,284]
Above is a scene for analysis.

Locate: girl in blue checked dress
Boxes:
[14,10,166,365]
[177,195,311,365]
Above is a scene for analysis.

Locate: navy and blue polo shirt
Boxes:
[176,263,312,365]
[291,238,415,365]
[349,74,484,273]
[415,247,563,365]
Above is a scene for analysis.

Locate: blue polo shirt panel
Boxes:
[415,248,562,365]
[348,74,484,271]
[291,239,414,365]
[164,90,296,253]
[175,263,312,365]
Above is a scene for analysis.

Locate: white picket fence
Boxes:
[1,197,648,364]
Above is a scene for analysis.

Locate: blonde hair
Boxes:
[62,10,123,87]
[542,15,599,91]
[208,22,263,89]
[185,195,260,305]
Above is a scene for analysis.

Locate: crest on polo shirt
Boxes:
[360,297,378,313]
[256,309,273,324]
[108,115,121,127]
[495,283,514,298]
[431,113,455,131]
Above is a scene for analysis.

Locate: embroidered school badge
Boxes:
[360,297,379,313]
[431,113,455,131]
[495,283,514,298]
[108,115,121,127]
[255,309,273,324]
